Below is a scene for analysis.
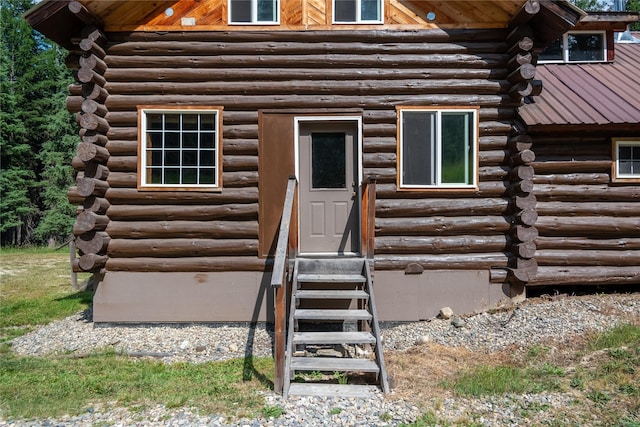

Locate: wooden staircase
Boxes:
[283,257,389,398]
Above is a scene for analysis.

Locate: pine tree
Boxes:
[1,0,76,246]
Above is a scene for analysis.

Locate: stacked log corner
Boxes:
[68,25,111,273]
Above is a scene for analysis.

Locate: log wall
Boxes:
[529,134,640,286]
[63,26,553,287]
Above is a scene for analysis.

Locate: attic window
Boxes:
[539,31,606,63]
[138,107,223,190]
[613,138,640,181]
[333,0,383,24]
[229,0,279,24]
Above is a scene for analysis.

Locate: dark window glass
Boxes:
[361,0,379,21]
[201,114,216,130]
[183,133,198,148]
[148,114,163,130]
[150,168,162,184]
[183,114,198,130]
[182,168,198,184]
[165,114,180,130]
[311,132,346,189]
[200,150,216,166]
[441,113,473,184]
[165,150,180,166]
[568,33,604,62]
[164,169,180,184]
[165,132,180,148]
[539,38,563,61]
[230,0,252,22]
[199,169,216,185]
[149,150,163,166]
[201,132,215,148]
[148,132,163,148]
[183,150,198,166]
[618,144,640,176]
[335,0,356,22]
[402,111,435,186]
[257,0,276,21]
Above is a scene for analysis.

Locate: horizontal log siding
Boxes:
[530,134,640,286]
[101,29,516,273]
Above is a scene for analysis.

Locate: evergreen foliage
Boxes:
[0,0,76,246]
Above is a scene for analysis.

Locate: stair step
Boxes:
[296,290,369,300]
[293,331,376,345]
[294,309,372,321]
[297,274,366,283]
[288,383,379,398]
[291,356,380,372]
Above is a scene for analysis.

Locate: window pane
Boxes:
[257,0,276,21]
[311,132,346,189]
[183,114,198,130]
[165,114,180,130]
[183,133,198,148]
[147,113,163,130]
[201,132,215,148]
[148,132,163,148]
[200,150,216,166]
[183,150,198,166]
[149,168,162,184]
[231,0,252,22]
[165,150,180,166]
[165,132,180,148]
[164,169,180,184]
[402,111,435,186]
[182,168,198,185]
[149,150,163,166]
[201,114,216,130]
[568,33,604,62]
[441,112,473,184]
[199,169,216,185]
[539,38,563,61]
[361,0,380,21]
[335,0,356,22]
[619,144,640,176]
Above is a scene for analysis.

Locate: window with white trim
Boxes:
[539,31,606,63]
[398,107,478,189]
[333,0,382,23]
[613,139,640,181]
[138,107,222,190]
[229,0,279,24]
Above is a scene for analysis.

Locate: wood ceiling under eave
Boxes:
[71,0,528,31]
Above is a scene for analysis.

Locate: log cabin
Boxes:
[519,13,640,287]
[26,0,601,396]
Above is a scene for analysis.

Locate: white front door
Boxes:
[298,121,360,255]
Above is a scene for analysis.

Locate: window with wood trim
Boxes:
[333,0,382,23]
[539,31,606,63]
[397,107,478,190]
[229,0,279,24]
[138,107,223,190]
[613,138,640,181]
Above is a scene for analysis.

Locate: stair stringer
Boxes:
[364,261,390,394]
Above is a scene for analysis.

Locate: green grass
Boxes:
[0,248,92,332]
[0,248,276,421]
[0,351,274,419]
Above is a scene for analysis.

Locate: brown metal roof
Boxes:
[520,43,640,130]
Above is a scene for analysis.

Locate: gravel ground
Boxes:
[2,292,639,426]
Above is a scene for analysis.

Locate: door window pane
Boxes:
[311,132,346,189]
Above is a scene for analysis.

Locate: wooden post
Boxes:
[70,239,78,290]
[274,284,285,394]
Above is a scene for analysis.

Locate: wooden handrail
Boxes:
[271,177,297,288]
[271,176,297,395]
[361,175,377,260]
